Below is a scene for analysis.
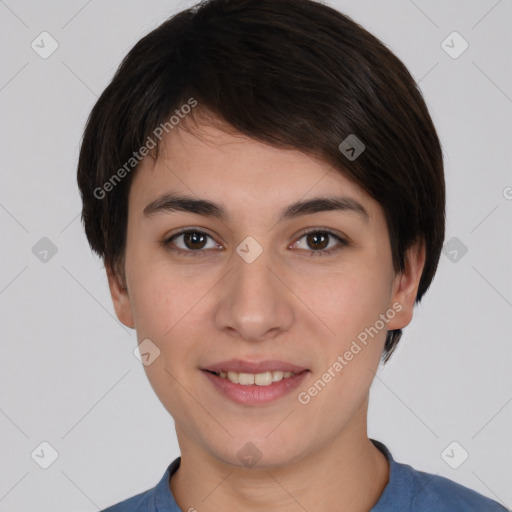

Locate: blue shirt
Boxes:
[102,439,508,511]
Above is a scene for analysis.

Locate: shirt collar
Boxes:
[151,439,404,511]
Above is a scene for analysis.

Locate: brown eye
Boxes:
[293,229,348,256]
[306,232,330,250]
[182,231,208,250]
[163,230,219,256]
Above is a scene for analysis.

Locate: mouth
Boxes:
[201,359,310,405]
[203,369,301,386]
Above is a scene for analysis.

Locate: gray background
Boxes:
[1,0,511,510]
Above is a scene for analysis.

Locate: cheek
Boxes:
[295,263,392,340]
[129,268,205,418]
[127,262,211,382]
[127,254,196,336]
[295,269,389,423]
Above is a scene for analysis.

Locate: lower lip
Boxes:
[202,370,309,405]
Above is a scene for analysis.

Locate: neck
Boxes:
[170,401,389,511]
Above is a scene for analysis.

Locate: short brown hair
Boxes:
[77,0,445,362]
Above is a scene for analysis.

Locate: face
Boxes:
[108,116,424,469]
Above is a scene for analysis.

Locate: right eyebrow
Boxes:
[143,193,227,219]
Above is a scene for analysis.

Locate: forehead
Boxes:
[128,118,378,223]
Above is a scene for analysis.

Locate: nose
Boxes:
[214,243,295,343]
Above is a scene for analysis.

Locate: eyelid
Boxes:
[294,226,349,242]
[162,227,223,256]
[291,227,350,254]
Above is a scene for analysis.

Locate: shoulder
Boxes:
[100,487,154,512]
[405,465,508,511]
[100,458,181,512]
[371,439,508,512]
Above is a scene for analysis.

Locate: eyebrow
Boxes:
[143,193,369,223]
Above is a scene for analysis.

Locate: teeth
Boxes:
[272,371,284,382]
[254,372,272,386]
[239,373,255,385]
[215,370,297,386]
[227,371,239,383]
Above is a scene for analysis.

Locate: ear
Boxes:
[386,239,426,330]
[106,262,135,329]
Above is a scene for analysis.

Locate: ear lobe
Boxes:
[386,239,426,331]
[106,263,135,329]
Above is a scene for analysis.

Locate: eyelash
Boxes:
[162,228,349,258]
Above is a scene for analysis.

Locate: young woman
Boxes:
[77,1,507,510]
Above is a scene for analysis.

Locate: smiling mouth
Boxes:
[203,369,302,386]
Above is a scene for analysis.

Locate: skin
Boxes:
[107,114,425,511]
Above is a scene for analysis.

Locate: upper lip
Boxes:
[203,359,309,374]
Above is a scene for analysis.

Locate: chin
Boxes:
[205,431,310,470]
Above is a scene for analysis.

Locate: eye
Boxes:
[292,229,348,257]
[163,229,221,256]
[162,228,349,258]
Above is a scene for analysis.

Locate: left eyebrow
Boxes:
[143,193,369,223]
[278,196,369,223]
